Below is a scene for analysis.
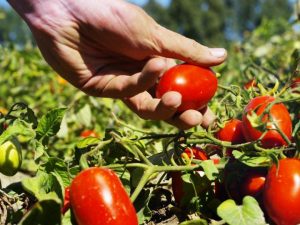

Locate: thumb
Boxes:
[154,25,227,67]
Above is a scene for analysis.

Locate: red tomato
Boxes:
[216,119,245,156]
[80,130,99,138]
[291,77,300,93]
[244,79,257,90]
[263,158,300,225]
[70,167,138,225]
[156,64,218,112]
[216,119,245,144]
[61,186,70,214]
[171,147,208,205]
[182,146,208,161]
[242,96,292,148]
[241,172,266,197]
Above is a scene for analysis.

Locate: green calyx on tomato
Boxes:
[156,64,218,112]
[242,96,292,148]
[0,140,22,176]
[70,167,138,225]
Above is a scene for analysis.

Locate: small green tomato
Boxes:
[0,140,22,176]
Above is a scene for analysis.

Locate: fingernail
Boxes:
[209,48,226,58]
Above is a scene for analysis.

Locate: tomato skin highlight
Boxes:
[263,158,300,225]
[242,96,292,148]
[70,167,138,225]
[156,64,218,112]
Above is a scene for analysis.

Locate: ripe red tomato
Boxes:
[70,167,138,225]
[80,130,99,138]
[216,119,245,144]
[156,64,218,112]
[291,77,300,93]
[216,119,245,156]
[61,186,70,214]
[241,172,266,197]
[263,158,300,225]
[182,146,208,161]
[171,147,208,205]
[244,79,257,90]
[242,96,292,148]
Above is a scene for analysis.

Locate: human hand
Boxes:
[9,0,227,130]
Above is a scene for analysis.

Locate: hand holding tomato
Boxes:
[9,0,226,130]
[70,167,138,225]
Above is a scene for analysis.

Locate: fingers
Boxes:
[153,25,227,67]
[123,91,181,120]
[99,57,169,98]
[200,107,216,128]
[123,89,216,130]
[166,110,203,130]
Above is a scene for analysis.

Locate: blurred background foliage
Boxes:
[0,0,295,47]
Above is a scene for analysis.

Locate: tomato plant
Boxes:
[156,64,218,112]
[171,147,209,205]
[70,167,138,225]
[0,140,22,176]
[242,96,292,148]
[263,158,300,225]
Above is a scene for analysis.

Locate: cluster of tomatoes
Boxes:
[36,64,300,225]
[160,64,299,225]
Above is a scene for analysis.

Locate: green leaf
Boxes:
[22,171,62,201]
[113,167,131,194]
[217,196,267,225]
[0,119,35,145]
[76,137,99,149]
[179,219,208,225]
[33,140,46,161]
[56,114,68,138]
[36,108,67,143]
[18,199,61,225]
[233,151,271,167]
[44,157,71,188]
[201,160,219,180]
[76,104,92,127]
